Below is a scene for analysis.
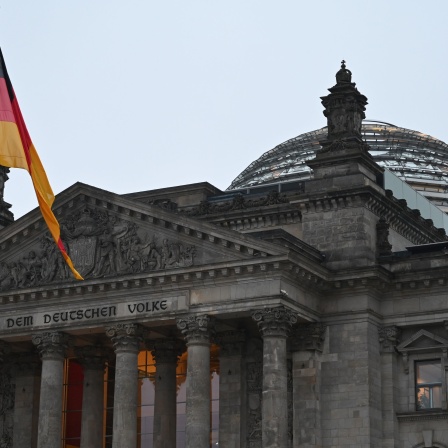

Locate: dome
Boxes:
[228,120,448,212]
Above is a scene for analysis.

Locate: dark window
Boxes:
[416,360,442,410]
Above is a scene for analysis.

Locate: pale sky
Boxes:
[1,1,447,219]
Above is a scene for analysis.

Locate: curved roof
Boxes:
[228,121,448,197]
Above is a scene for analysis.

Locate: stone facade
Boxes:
[0,63,447,447]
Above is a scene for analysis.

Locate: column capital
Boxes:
[176,314,215,345]
[106,323,145,353]
[378,325,401,353]
[290,323,326,352]
[32,331,70,360]
[216,330,246,357]
[147,338,185,364]
[75,345,112,370]
[252,306,297,338]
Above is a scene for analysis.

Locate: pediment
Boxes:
[0,183,287,292]
[397,329,448,352]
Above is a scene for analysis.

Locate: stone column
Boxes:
[252,307,297,448]
[12,354,40,448]
[177,315,215,448]
[147,338,184,448]
[106,323,144,448]
[216,330,246,448]
[75,345,111,448]
[32,331,70,448]
[290,323,326,448]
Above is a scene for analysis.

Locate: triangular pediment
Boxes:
[397,329,448,352]
[0,183,289,292]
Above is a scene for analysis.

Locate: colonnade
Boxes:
[6,305,314,448]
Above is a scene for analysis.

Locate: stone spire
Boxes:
[320,60,367,147]
[0,166,13,228]
[307,60,383,182]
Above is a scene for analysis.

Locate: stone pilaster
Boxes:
[32,332,70,448]
[215,330,246,448]
[147,338,184,448]
[12,354,40,448]
[106,323,144,448]
[252,307,297,448]
[75,345,111,448]
[177,315,215,448]
[378,326,400,448]
[290,323,326,448]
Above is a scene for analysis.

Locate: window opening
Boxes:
[416,360,442,410]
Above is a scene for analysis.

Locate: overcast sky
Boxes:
[1,1,447,219]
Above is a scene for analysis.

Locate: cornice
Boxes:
[0,188,287,259]
[293,186,446,245]
[0,255,294,305]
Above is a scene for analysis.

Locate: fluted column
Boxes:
[177,315,215,448]
[106,323,144,448]
[216,330,246,448]
[148,338,184,448]
[32,331,70,448]
[75,345,111,448]
[12,353,40,448]
[252,307,297,448]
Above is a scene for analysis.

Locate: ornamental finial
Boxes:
[336,60,352,84]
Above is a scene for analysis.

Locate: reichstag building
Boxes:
[1,62,448,448]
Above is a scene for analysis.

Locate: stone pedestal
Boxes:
[252,307,297,448]
[32,332,70,448]
[75,345,110,448]
[216,330,246,448]
[148,338,184,448]
[12,354,40,448]
[177,315,215,448]
[106,323,144,448]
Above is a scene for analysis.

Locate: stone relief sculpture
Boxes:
[187,190,289,217]
[0,208,196,291]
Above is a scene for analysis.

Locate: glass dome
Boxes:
[228,121,448,212]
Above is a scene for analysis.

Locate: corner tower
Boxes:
[300,62,385,269]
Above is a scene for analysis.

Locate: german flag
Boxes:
[0,48,82,280]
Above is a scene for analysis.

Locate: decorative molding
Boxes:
[252,306,298,338]
[378,326,401,353]
[376,217,392,257]
[176,315,215,345]
[105,323,145,353]
[31,331,70,360]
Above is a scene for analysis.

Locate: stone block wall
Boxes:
[320,320,382,447]
[301,204,377,269]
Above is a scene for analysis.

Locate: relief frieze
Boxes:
[0,208,196,290]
